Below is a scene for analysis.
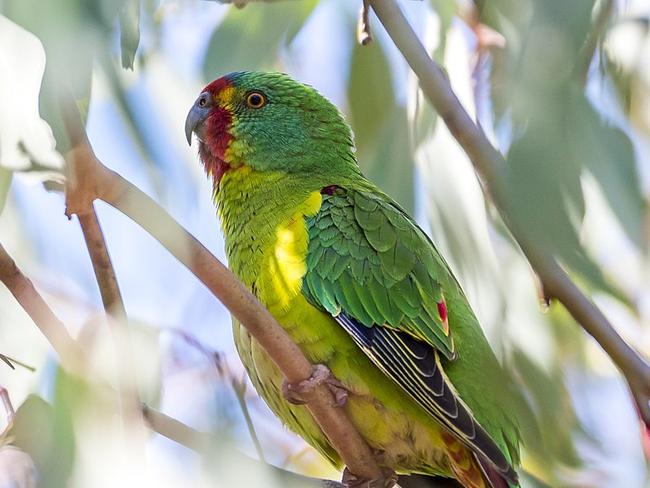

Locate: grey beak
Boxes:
[185,104,204,145]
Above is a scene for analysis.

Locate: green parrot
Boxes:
[185,71,523,488]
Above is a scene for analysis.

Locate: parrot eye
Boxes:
[197,93,210,108]
[245,91,267,109]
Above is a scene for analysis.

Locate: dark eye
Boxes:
[198,94,209,108]
[246,91,267,109]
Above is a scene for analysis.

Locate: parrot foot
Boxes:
[342,467,398,488]
[282,364,349,407]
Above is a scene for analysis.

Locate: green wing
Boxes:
[303,186,518,485]
[304,187,455,359]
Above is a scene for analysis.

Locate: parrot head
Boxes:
[185,71,357,185]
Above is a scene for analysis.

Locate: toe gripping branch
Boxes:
[282,364,350,407]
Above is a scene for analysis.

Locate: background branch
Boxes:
[368,0,650,424]
[0,354,35,372]
[0,244,86,373]
[63,102,143,439]
[142,406,346,488]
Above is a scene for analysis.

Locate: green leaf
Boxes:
[504,86,629,297]
[570,97,647,248]
[8,393,75,488]
[203,1,317,79]
[483,0,595,124]
[348,41,414,213]
[511,347,582,475]
[3,0,109,153]
[119,0,140,70]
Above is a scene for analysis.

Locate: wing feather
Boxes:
[303,187,518,485]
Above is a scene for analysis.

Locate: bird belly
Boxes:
[232,287,456,477]
[222,185,471,479]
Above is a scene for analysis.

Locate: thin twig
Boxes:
[0,355,14,370]
[166,328,266,462]
[231,373,267,463]
[0,354,35,372]
[0,244,86,372]
[369,0,650,425]
[357,0,373,45]
[0,387,14,425]
[142,405,346,487]
[77,211,127,317]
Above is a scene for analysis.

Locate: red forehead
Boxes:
[202,76,232,95]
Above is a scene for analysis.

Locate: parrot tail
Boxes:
[476,454,517,488]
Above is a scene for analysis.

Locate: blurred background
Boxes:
[0,0,649,486]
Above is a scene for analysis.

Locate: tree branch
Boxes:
[0,244,86,373]
[63,103,144,440]
[369,0,650,424]
[0,354,35,372]
[141,405,346,488]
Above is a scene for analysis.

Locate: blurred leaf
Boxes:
[429,0,455,63]
[348,42,414,212]
[4,0,126,152]
[203,1,317,79]
[407,0,456,147]
[512,348,582,482]
[505,86,585,261]
[0,169,10,215]
[0,15,64,172]
[505,84,640,296]
[604,53,633,114]
[98,51,165,194]
[119,0,140,70]
[573,98,647,248]
[484,0,595,124]
[8,393,75,488]
[489,0,631,295]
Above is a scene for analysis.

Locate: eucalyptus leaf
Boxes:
[8,393,75,488]
[203,1,317,79]
[571,97,646,248]
[505,115,613,296]
[119,0,141,70]
[348,42,413,212]
[408,0,456,148]
[3,0,124,152]
[0,15,64,172]
[511,348,582,483]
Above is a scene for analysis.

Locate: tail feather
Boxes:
[476,454,515,488]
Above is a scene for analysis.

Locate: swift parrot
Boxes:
[185,71,523,488]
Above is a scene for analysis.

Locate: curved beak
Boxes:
[185,99,210,145]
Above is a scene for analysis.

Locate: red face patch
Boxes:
[203,76,232,96]
[198,76,235,185]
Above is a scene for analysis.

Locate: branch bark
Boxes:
[63,104,144,440]
[368,0,650,424]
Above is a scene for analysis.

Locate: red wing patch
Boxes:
[437,295,450,336]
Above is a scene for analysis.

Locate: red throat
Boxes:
[198,77,234,186]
